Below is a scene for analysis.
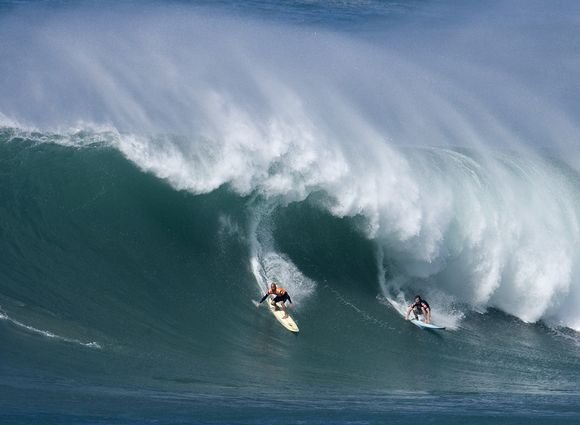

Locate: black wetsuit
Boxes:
[260,291,292,304]
[412,300,430,313]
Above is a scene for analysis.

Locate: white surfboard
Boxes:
[410,317,445,330]
[266,297,299,333]
[386,297,445,330]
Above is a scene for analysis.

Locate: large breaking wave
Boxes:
[1,0,580,330]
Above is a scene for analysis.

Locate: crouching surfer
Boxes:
[258,282,293,319]
[405,295,431,324]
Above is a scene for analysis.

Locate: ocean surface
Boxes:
[1,1,580,424]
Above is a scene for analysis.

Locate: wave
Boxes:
[2,126,580,403]
[2,128,580,333]
[1,1,580,333]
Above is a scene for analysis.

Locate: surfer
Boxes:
[258,282,293,319]
[405,295,431,324]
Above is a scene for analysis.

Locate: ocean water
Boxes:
[1,1,580,424]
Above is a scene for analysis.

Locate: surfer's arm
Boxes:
[259,293,270,303]
[405,306,412,320]
[287,293,292,304]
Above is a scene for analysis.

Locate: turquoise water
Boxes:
[1,1,580,423]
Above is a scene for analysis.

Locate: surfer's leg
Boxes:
[281,294,291,318]
[272,295,283,310]
[413,307,420,320]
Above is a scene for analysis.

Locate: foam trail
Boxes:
[0,307,101,349]
[377,245,463,330]
[248,201,315,308]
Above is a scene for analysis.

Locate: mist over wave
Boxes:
[1,0,580,330]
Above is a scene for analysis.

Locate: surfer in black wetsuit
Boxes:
[405,295,431,324]
[258,282,293,319]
